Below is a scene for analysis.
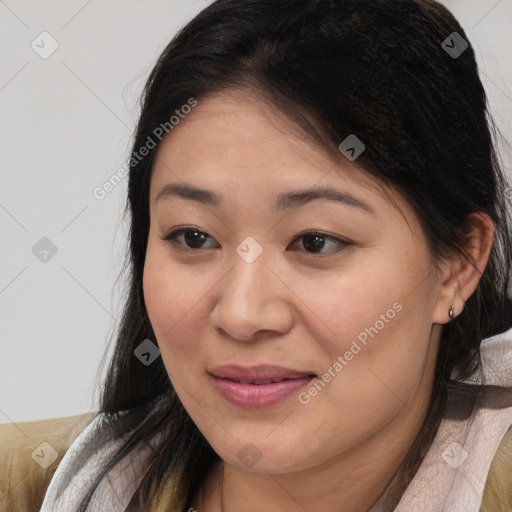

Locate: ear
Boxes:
[433,212,494,324]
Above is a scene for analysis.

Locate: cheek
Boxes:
[143,256,175,336]
[304,266,410,363]
[305,244,435,398]
[142,247,201,364]
[142,242,225,389]
[291,288,433,461]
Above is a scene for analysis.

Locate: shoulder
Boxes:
[0,412,97,511]
[38,411,126,511]
[39,411,167,511]
[480,424,512,511]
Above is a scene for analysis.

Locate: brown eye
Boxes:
[183,230,208,249]
[302,233,327,253]
[290,231,349,256]
[162,227,218,250]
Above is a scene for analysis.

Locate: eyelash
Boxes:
[161,226,350,257]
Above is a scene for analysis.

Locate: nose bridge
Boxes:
[228,235,270,302]
[212,235,291,340]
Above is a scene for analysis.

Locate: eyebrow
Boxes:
[155,183,374,213]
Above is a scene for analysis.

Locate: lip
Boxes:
[209,364,315,381]
[209,365,316,409]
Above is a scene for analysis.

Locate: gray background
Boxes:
[1,0,511,423]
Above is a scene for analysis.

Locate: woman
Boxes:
[39,0,512,510]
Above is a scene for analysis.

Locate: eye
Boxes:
[161,227,350,256]
[162,227,219,251]
[288,231,350,256]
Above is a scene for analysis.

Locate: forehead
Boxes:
[149,90,386,203]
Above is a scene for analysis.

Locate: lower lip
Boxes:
[210,375,315,409]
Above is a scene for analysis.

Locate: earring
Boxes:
[448,305,455,320]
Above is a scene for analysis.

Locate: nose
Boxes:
[210,245,294,342]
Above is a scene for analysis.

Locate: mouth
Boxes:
[208,364,317,409]
[220,376,315,385]
[209,363,317,381]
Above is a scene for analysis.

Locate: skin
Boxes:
[142,89,494,512]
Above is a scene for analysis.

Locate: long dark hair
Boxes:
[72,0,512,510]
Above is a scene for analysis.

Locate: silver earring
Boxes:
[448,305,455,320]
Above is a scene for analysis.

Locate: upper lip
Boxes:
[209,364,316,382]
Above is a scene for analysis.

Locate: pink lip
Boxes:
[209,365,316,409]
[209,364,315,381]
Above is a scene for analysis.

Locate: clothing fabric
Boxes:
[395,327,512,511]
[38,414,165,511]
[39,326,512,512]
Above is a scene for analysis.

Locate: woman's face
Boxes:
[143,90,447,473]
